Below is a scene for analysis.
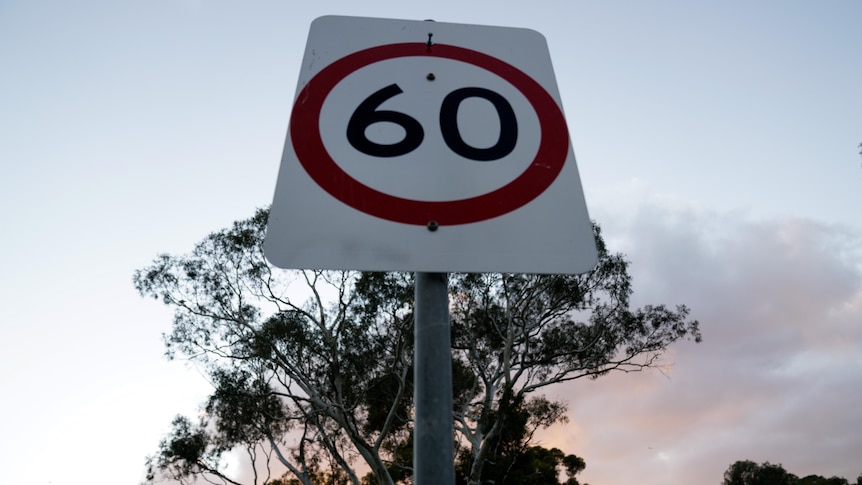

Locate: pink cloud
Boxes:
[548,205,862,485]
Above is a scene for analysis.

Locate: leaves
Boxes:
[722,460,859,485]
[136,210,700,485]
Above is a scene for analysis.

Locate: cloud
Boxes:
[556,201,862,485]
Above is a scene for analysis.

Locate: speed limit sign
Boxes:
[265,15,597,274]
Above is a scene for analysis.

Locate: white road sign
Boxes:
[265,15,597,273]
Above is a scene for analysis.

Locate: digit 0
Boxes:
[440,87,518,161]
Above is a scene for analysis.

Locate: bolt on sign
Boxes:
[265,15,597,274]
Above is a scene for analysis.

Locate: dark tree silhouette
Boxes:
[135,208,700,485]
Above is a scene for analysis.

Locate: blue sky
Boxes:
[1,1,860,484]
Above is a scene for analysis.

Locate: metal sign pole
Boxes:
[414,271,455,485]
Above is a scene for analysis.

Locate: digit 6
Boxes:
[346,84,424,158]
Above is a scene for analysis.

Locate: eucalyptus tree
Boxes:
[722,461,860,485]
[135,208,699,485]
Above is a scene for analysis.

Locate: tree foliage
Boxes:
[453,392,586,485]
[723,460,860,485]
[135,208,700,485]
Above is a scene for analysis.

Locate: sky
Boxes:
[1,1,860,484]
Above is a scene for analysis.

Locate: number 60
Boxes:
[346,83,519,162]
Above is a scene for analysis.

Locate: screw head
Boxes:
[426,73,436,81]
[426,221,439,232]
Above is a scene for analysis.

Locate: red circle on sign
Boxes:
[290,42,569,226]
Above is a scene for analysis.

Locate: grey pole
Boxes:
[413,272,454,485]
